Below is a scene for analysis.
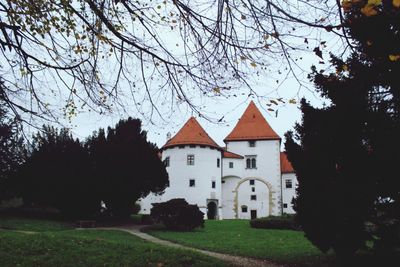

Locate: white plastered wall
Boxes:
[281,173,298,214]
[140,145,222,218]
[221,139,282,218]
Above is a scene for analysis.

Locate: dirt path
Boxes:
[100,225,285,267]
[0,228,37,234]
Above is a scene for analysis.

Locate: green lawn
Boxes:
[147,220,335,266]
[0,216,73,231]
[0,217,228,267]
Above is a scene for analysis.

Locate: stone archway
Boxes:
[207,201,218,219]
[233,177,276,218]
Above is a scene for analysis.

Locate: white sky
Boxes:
[66,51,329,149]
[13,1,343,148]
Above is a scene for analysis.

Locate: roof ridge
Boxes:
[224,101,280,142]
[162,117,221,150]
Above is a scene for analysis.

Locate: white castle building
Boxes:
[139,101,297,219]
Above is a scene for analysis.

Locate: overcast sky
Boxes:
[62,6,343,149]
[66,51,329,149]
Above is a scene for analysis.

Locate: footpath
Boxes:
[101,225,285,267]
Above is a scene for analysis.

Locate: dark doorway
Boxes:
[251,210,257,220]
[207,201,217,220]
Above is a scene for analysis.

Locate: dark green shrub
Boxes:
[250,214,300,230]
[141,214,155,225]
[150,198,204,231]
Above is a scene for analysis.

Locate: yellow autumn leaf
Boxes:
[341,0,353,12]
[213,87,221,93]
[389,54,400,61]
[289,99,297,104]
[361,0,382,16]
[368,0,382,5]
[250,62,257,67]
[393,0,400,8]
[361,5,377,16]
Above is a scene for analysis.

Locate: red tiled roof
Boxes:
[280,152,295,173]
[223,150,244,159]
[162,117,221,150]
[224,101,281,142]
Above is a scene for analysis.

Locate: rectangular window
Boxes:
[241,206,248,213]
[212,181,216,189]
[249,141,256,147]
[229,162,233,168]
[252,187,255,192]
[249,179,255,185]
[187,154,195,165]
[283,203,288,208]
[251,195,257,200]
[189,179,195,187]
[164,156,170,167]
[217,158,220,168]
[200,145,206,148]
[245,156,257,169]
[285,179,293,189]
[179,145,185,149]
[189,144,196,148]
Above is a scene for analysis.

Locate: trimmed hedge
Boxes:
[150,198,204,231]
[250,214,301,231]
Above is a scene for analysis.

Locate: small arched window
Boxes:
[251,158,256,168]
[245,156,257,169]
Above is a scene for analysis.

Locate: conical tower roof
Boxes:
[162,117,221,150]
[224,101,280,142]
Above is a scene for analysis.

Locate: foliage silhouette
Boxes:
[285,0,400,260]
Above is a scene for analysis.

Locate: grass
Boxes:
[0,216,73,231]
[0,217,228,267]
[147,220,335,266]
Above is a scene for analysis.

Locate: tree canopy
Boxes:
[18,117,168,219]
[0,83,25,201]
[19,125,97,218]
[285,0,400,260]
[0,0,343,124]
[87,117,169,218]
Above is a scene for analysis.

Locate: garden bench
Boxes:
[77,220,96,228]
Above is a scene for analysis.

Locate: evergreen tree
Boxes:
[285,0,400,259]
[0,104,25,201]
[0,79,25,201]
[87,118,169,219]
[19,126,99,218]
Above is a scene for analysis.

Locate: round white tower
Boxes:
[140,117,223,219]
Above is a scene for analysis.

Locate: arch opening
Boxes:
[207,201,217,220]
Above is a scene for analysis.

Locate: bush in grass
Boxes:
[141,214,155,225]
[132,203,141,215]
[150,198,204,231]
[250,214,300,230]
